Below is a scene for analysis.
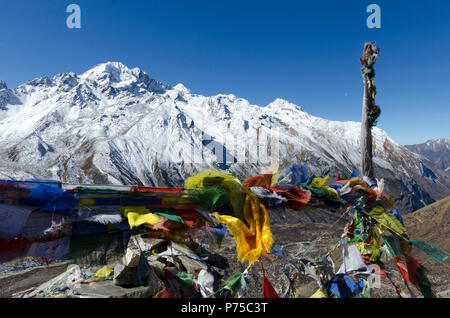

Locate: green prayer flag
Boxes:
[176,271,195,287]
[187,186,230,210]
[224,272,243,288]
[381,234,401,258]
[221,272,248,297]
[408,240,449,265]
[345,234,369,244]
[153,209,185,224]
[302,185,326,197]
[361,280,371,298]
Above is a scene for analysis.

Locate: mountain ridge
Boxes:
[406,138,450,171]
[0,61,449,212]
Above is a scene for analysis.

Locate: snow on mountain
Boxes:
[406,138,450,171]
[0,62,449,212]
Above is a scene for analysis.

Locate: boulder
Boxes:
[147,266,165,297]
[114,253,158,288]
[146,256,166,278]
[437,289,450,298]
[170,241,195,255]
[122,248,140,267]
[72,279,156,298]
[177,255,208,277]
[202,253,229,269]
[0,262,70,298]
[113,264,140,287]
[135,236,168,252]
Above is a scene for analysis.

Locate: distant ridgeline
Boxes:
[0,163,448,298]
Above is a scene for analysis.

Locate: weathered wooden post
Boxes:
[360,42,381,179]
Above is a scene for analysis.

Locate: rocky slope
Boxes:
[0,62,449,212]
[403,196,450,253]
[406,139,450,171]
[219,203,450,298]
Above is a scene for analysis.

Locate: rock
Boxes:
[122,248,140,267]
[0,80,6,90]
[146,256,166,278]
[114,254,155,288]
[170,241,195,255]
[177,255,208,277]
[135,236,168,252]
[26,264,83,298]
[0,262,71,298]
[113,264,140,287]
[72,279,155,298]
[160,241,210,276]
[147,266,165,297]
[202,253,229,269]
[185,240,206,254]
[294,280,318,298]
[437,289,450,298]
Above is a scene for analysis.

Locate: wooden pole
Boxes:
[360,42,380,179]
[361,70,374,178]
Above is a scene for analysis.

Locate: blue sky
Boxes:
[0,0,449,145]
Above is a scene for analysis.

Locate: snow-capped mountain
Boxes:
[406,139,450,171]
[0,62,449,212]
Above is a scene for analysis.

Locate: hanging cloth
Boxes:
[367,206,406,236]
[261,263,279,298]
[119,206,162,229]
[214,193,272,264]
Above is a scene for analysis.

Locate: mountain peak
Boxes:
[80,62,136,82]
[173,83,190,94]
[266,98,302,111]
[407,138,449,148]
[0,80,7,90]
[429,138,449,145]
[78,62,171,93]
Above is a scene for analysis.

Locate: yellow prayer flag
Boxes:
[341,178,365,190]
[321,186,341,200]
[119,206,162,229]
[356,242,373,256]
[94,266,114,278]
[367,205,406,237]
[214,194,272,264]
[310,289,327,298]
[185,170,246,220]
[310,176,329,188]
[78,198,96,206]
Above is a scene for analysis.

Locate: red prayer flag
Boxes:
[132,186,184,193]
[244,174,273,188]
[154,288,177,298]
[261,264,279,298]
[393,255,421,285]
